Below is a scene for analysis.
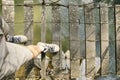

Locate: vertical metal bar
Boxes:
[115,5,120,75]
[84,3,96,77]
[24,0,33,45]
[100,3,109,76]
[94,4,101,76]
[2,0,14,35]
[40,0,46,79]
[41,0,46,42]
[108,5,116,75]
[79,5,86,78]
[69,2,80,78]
[52,5,61,79]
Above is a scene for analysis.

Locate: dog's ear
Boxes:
[65,50,70,59]
[61,51,66,69]
[65,50,70,69]
[61,51,65,57]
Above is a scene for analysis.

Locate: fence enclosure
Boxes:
[1,0,120,80]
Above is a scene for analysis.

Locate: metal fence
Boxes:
[1,0,120,80]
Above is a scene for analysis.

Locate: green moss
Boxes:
[62,37,69,51]
[14,0,24,4]
[33,23,41,44]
